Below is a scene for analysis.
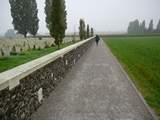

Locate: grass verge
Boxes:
[103,36,160,117]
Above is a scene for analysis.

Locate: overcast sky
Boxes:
[0,0,160,35]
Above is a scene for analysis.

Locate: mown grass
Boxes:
[104,36,160,117]
[0,42,74,73]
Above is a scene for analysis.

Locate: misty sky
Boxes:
[0,0,160,35]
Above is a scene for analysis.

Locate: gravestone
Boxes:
[35,44,40,50]
[44,41,48,48]
[16,46,22,54]
[21,42,29,52]
[28,43,34,50]
[39,41,45,49]
[8,45,13,53]
[12,45,21,54]
[1,46,10,57]
[34,41,45,50]
[0,49,2,58]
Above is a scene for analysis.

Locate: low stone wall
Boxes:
[0,37,94,120]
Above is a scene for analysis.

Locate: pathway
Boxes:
[32,40,155,120]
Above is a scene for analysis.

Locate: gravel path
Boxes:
[32,40,155,120]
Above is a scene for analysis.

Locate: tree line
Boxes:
[9,0,94,48]
[79,19,94,40]
[128,19,160,34]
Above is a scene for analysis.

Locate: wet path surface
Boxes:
[32,40,155,120]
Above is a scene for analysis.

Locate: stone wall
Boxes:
[0,38,94,120]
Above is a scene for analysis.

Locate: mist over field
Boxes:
[0,0,160,35]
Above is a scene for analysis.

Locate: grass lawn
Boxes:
[104,36,160,117]
[0,42,74,73]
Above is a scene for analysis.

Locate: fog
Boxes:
[0,0,160,35]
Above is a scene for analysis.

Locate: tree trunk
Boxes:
[57,41,60,50]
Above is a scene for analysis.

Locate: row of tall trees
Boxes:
[79,19,94,40]
[9,0,94,48]
[9,0,39,37]
[9,0,67,48]
[128,19,160,34]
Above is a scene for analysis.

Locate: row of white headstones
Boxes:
[0,38,55,58]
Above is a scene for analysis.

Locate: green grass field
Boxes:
[104,36,160,116]
[0,42,74,73]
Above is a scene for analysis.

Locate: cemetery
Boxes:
[0,37,54,58]
[0,0,159,119]
[0,37,80,73]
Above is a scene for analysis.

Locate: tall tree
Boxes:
[141,20,146,33]
[49,0,67,49]
[59,0,67,44]
[9,0,39,37]
[148,20,154,33]
[9,0,30,37]
[128,19,140,34]
[79,19,83,40]
[127,22,133,34]
[156,20,160,33]
[91,28,94,37]
[87,24,90,38]
[28,0,39,36]
[134,19,140,34]
[45,0,52,29]
[139,20,146,34]
[79,19,85,40]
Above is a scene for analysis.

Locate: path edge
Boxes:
[103,40,159,120]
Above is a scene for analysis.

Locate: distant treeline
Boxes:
[128,19,160,34]
[7,0,95,49]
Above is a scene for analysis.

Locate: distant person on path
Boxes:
[95,35,100,46]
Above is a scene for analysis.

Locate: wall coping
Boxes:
[0,37,94,91]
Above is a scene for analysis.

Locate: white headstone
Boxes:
[0,49,2,58]
[21,42,29,52]
[39,41,45,49]
[28,43,34,50]
[12,45,21,54]
[1,47,10,57]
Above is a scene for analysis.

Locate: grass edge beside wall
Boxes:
[103,36,160,118]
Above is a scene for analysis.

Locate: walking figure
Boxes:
[95,35,100,46]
